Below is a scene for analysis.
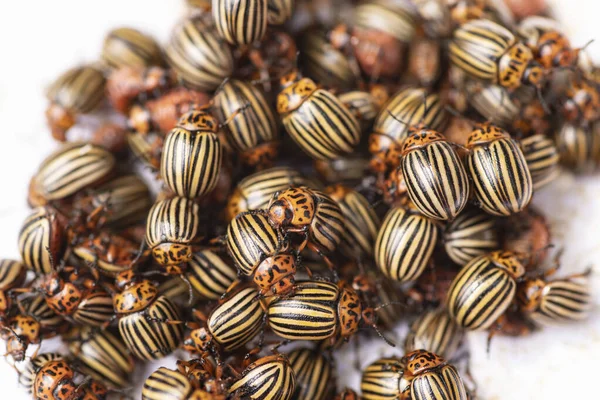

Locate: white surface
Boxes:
[0,1,599,399]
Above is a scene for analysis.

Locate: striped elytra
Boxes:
[443,207,499,266]
[18,206,65,275]
[277,73,361,161]
[446,251,525,330]
[268,187,345,254]
[161,111,223,199]
[20,295,64,331]
[228,354,296,400]
[555,122,600,173]
[145,197,200,267]
[165,16,234,91]
[267,0,293,24]
[360,357,404,400]
[46,65,106,114]
[187,250,237,300]
[142,367,191,400]
[127,130,164,171]
[402,350,468,400]
[449,18,543,90]
[18,353,65,393]
[325,184,380,259]
[288,348,332,400]
[101,27,163,69]
[354,0,416,43]
[518,274,592,326]
[68,327,134,389]
[71,291,115,327]
[374,205,438,283]
[401,128,469,220]
[339,90,380,129]
[28,142,116,207]
[212,79,278,168]
[0,259,26,291]
[404,308,464,360]
[466,84,518,127]
[520,134,560,190]
[212,0,268,45]
[226,212,280,276]
[369,88,448,173]
[207,284,265,351]
[225,166,312,221]
[465,124,533,216]
[117,292,184,360]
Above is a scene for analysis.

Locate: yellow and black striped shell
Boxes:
[360,357,404,400]
[354,0,417,43]
[161,111,223,199]
[375,206,438,283]
[267,0,293,25]
[18,353,65,394]
[466,124,533,216]
[18,206,65,275]
[187,250,237,300]
[101,27,163,69]
[165,16,234,91]
[555,122,600,173]
[228,354,296,400]
[520,134,560,190]
[212,0,268,45]
[142,367,192,400]
[288,348,332,400]
[405,308,464,360]
[443,207,499,266]
[46,65,106,114]
[0,259,26,291]
[446,250,525,330]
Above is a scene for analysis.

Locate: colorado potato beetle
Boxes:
[101,27,164,70]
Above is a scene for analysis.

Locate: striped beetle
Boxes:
[45,65,106,141]
[267,0,293,25]
[165,15,234,91]
[225,166,313,222]
[212,0,268,46]
[228,354,296,400]
[400,126,469,221]
[446,250,525,330]
[325,184,380,260]
[555,122,600,173]
[560,78,600,124]
[450,18,544,92]
[28,142,116,207]
[339,89,382,130]
[374,204,438,283]
[101,27,163,70]
[145,196,201,272]
[276,71,361,161]
[288,348,332,400]
[213,79,278,169]
[520,134,560,190]
[360,357,404,400]
[0,259,27,316]
[114,272,184,360]
[18,206,66,275]
[369,88,448,174]
[161,111,223,199]
[65,326,135,389]
[443,207,499,266]
[127,130,164,170]
[400,350,468,400]
[405,308,465,360]
[465,123,533,216]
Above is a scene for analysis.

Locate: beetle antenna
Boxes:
[370,323,396,347]
[373,301,407,311]
[386,110,408,127]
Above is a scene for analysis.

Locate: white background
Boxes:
[0,1,599,399]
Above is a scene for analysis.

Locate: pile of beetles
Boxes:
[2,0,597,399]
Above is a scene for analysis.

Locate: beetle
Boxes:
[267,280,390,346]
[369,88,448,174]
[517,263,592,326]
[66,326,135,389]
[45,65,106,141]
[38,267,114,327]
[276,71,361,161]
[339,89,381,130]
[443,207,499,266]
[446,250,526,330]
[101,27,164,70]
[267,0,293,25]
[520,134,560,190]
[161,111,223,199]
[325,184,380,260]
[145,196,201,272]
[400,350,468,400]
[212,0,268,46]
[555,122,600,173]
[315,156,371,186]
[185,282,265,354]
[404,308,465,360]
[400,126,469,221]
[1,314,43,362]
[225,166,313,222]
[107,66,174,114]
[184,250,238,300]
[267,186,345,262]
[127,130,164,170]
[228,354,296,400]
[212,79,279,169]
[360,357,405,400]
[0,259,27,316]
[450,18,544,92]
[18,207,66,275]
[465,123,533,216]
[288,347,332,400]
[28,142,116,208]
[500,207,551,270]
[113,272,184,360]
[165,15,234,91]
[374,204,438,283]
[465,83,519,128]
[33,359,108,400]
[560,78,600,124]
[18,353,64,393]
